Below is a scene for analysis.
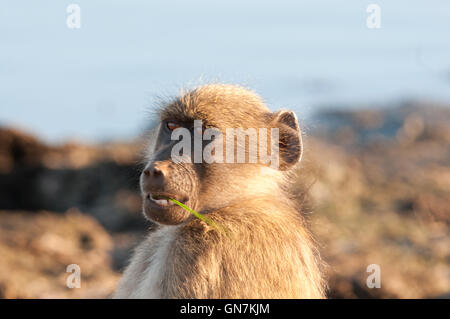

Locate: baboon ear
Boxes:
[271,110,303,170]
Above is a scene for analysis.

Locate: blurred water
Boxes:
[0,0,449,142]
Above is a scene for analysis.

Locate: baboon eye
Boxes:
[167,122,181,131]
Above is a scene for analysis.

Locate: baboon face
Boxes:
[140,122,199,225]
[140,85,303,225]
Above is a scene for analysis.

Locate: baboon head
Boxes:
[141,84,303,225]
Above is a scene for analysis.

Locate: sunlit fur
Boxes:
[114,84,326,298]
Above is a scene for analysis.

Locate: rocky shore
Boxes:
[0,102,449,298]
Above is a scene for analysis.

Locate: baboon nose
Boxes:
[144,166,163,177]
[142,161,169,187]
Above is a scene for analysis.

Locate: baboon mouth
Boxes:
[146,193,188,208]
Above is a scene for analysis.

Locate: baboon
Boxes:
[114,84,325,298]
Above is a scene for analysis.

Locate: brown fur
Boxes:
[114,84,326,298]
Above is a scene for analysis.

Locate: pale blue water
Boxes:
[1,0,449,142]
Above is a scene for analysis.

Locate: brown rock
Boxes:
[0,209,119,298]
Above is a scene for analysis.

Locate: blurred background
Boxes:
[0,1,449,298]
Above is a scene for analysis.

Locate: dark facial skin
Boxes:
[141,120,202,225]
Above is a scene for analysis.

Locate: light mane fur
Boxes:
[114,83,326,299]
